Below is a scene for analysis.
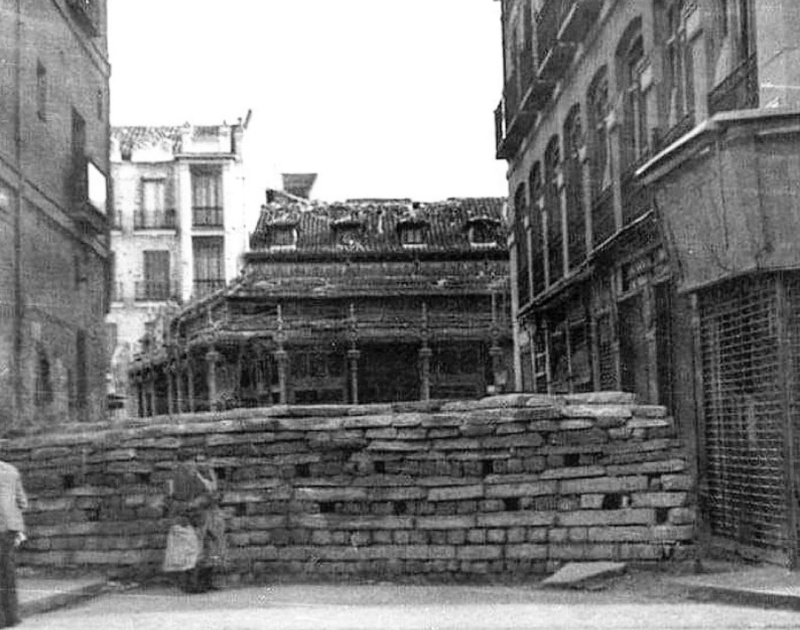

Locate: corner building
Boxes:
[0,0,111,428]
[498,0,800,564]
[106,121,249,414]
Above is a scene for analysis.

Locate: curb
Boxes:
[20,580,108,617]
[685,583,800,611]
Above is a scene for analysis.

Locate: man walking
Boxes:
[0,457,26,628]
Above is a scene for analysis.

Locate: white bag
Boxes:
[162,524,200,572]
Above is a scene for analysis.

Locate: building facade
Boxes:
[497,0,800,564]
[128,195,513,416]
[106,121,250,412]
[0,0,111,429]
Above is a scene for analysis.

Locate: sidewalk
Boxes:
[19,576,108,617]
[669,562,800,611]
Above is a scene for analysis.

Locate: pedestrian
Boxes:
[164,452,227,593]
[0,454,27,628]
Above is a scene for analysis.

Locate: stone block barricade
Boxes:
[6,393,695,581]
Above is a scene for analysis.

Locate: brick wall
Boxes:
[7,393,694,581]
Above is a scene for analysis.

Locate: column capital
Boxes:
[205,348,221,364]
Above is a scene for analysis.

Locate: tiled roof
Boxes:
[112,126,184,154]
[250,196,508,255]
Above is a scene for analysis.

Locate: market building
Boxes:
[128,194,512,415]
[0,0,111,428]
[106,119,250,415]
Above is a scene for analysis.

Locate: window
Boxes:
[564,105,586,269]
[617,22,649,171]
[544,136,563,284]
[36,62,47,121]
[141,250,171,301]
[529,162,545,296]
[191,165,223,226]
[96,89,104,121]
[659,0,695,130]
[468,220,499,247]
[193,237,224,298]
[587,68,611,199]
[514,184,530,306]
[399,222,428,247]
[34,343,53,407]
[136,179,173,229]
[267,224,298,250]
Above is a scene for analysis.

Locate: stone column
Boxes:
[147,370,156,417]
[347,349,361,405]
[205,347,220,411]
[175,358,185,414]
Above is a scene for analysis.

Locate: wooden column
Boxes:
[348,303,360,405]
[175,357,185,414]
[205,346,220,411]
[187,355,196,413]
[275,304,289,404]
[419,302,432,401]
[166,361,175,416]
[489,292,504,393]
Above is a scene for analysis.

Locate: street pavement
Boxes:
[17,577,800,630]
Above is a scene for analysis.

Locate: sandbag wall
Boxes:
[7,393,695,580]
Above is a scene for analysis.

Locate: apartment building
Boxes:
[0,0,111,429]
[497,0,800,564]
[106,120,249,411]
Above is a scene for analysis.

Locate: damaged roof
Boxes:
[249,196,508,255]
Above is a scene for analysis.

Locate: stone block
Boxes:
[606,460,687,477]
[481,434,544,449]
[367,440,427,452]
[560,476,648,495]
[558,509,655,528]
[427,485,484,502]
[477,511,557,528]
[456,545,503,560]
[295,487,368,502]
[587,526,651,542]
[540,466,606,480]
[561,405,634,421]
[662,474,693,491]
[365,428,398,439]
[652,525,694,542]
[435,438,482,451]
[487,529,506,544]
[563,392,637,405]
[580,494,606,510]
[485,480,558,498]
[631,406,668,418]
[630,492,688,508]
[506,544,548,559]
[416,515,475,529]
[668,507,696,525]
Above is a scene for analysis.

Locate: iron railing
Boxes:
[708,54,759,115]
[193,206,224,227]
[134,209,176,230]
[135,280,178,302]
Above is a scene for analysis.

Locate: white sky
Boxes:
[108,0,508,222]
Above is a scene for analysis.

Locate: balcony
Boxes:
[620,171,651,226]
[495,78,556,159]
[708,54,759,115]
[536,0,577,80]
[134,280,179,302]
[111,282,124,303]
[192,206,224,228]
[193,279,226,300]
[66,0,99,37]
[134,209,177,230]
[558,0,604,43]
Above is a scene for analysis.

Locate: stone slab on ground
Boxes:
[19,576,108,617]
[541,562,627,588]
[672,566,800,611]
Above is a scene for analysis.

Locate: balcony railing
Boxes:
[708,54,758,115]
[134,209,176,230]
[620,171,651,226]
[135,281,179,302]
[193,279,226,299]
[193,206,224,227]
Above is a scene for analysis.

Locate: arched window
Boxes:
[617,19,648,172]
[587,67,611,200]
[657,0,695,132]
[514,183,530,306]
[544,136,563,284]
[563,105,586,269]
[528,162,545,297]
